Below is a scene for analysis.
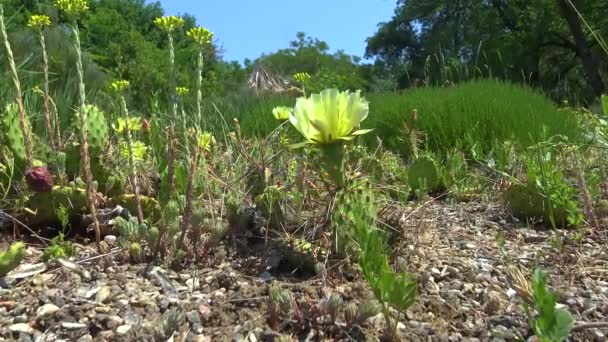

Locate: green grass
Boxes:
[199,80,580,157]
[364,79,580,155]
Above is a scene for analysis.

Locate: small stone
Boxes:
[186,278,200,291]
[483,291,504,315]
[258,271,273,281]
[123,311,143,326]
[11,304,27,316]
[194,335,211,342]
[62,322,87,330]
[116,325,132,335]
[9,323,34,334]
[213,290,226,300]
[103,235,117,245]
[77,334,93,342]
[104,316,124,329]
[13,315,28,323]
[96,286,112,303]
[35,303,60,320]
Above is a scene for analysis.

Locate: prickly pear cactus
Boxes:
[407,156,441,192]
[24,185,88,226]
[83,105,109,156]
[0,241,26,277]
[1,103,28,172]
[504,183,569,228]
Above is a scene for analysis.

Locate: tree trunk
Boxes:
[556,0,605,96]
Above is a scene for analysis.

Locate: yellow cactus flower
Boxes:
[27,15,52,30]
[293,72,311,83]
[197,132,214,151]
[176,87,190,97]
[113,117,141,133]
[54,0,89,19]
[187,27,214,46]
[109,80,130,93]
[289,88,372,145]
[154,16,184,33]
[272,106,292,121]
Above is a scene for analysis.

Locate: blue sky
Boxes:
[159,0,396,63]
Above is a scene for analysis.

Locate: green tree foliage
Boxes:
[366,0,608,103]
[251,32,368,92]
[1,0,229,114]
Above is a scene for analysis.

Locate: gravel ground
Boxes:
[1,199,607,341]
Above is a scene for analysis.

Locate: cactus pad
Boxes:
[1,103,28,172]
[407,156,441,192]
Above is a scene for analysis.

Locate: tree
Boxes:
[251,32,368,92]
[365,0,607,102]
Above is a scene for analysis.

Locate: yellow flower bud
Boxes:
[186,27,214,46]
[109,80,130,93]
[54,0,89,19]
[27,15,52,30]
[154,16,185,33]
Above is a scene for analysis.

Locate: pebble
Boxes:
[9,322,34,334]
[77,335,93,342]
[116,324,132,335]
[123,311,143,326]
[35,303,60,320]
[103,235,117,245]
[61,322,87,330]
[186,278,200,291]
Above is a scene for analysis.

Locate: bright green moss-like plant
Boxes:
[0,242,26,277]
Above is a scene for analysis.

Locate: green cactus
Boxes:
[64,105,109,182]
[504,183,570,228]
[83,105,108,156]
[407,156,441,192]
[24,185,88,226]
[129,242,145,263]
[1,103,28,173]
[0,241,26,277]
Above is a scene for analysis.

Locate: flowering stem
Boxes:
[71,22,101,253]
[37,30,56,151]
[177,146,200,250]
[119,95,144,224]
[165,31,177,199]
[196,47,204,122]
[0,5,34,169]
[321,142,346,189]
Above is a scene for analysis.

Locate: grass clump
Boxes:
[202,80,579,159]
[365,79,580,156]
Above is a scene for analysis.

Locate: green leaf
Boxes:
[602,95,607,115]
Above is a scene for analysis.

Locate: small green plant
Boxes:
[110,80,144,224]
[525,269,573,342]
[0,241,26,277]
[505,142,583,228]
[42,234,75,262]
[349,190,416,340]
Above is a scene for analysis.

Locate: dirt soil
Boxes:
[1,199,607,342]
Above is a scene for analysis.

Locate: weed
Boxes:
[525,269,573,342]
